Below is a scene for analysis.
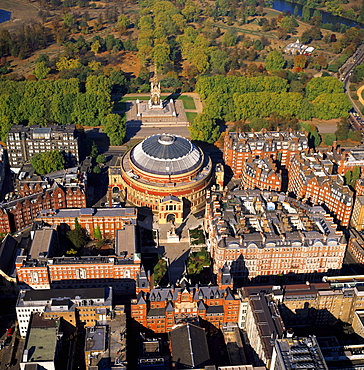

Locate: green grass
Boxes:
[177,95,196,110]
[120,96,150,102]
[186,112,198,124]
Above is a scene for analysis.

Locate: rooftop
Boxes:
[170,323,210,368]
[23,317,59,364]
[22,287,106,302]
[274,336,328,370]
[207,190,344,250]
[29,228,56,260]
[131,134,202,176]
[115,225,137,258]
[85,326,106,352]
[36,207,137,219]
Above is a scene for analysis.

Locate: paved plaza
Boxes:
[126,100,188,126]
[139,210,204,284]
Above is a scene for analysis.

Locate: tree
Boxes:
[314,54,327,69]
[93,165,101,174]
[102,113,126,145]
[67,217,87,249]
[265,50,285,72]
[209,48,228,73]
[248,117,270,131]
[117,14,130,35]
[56,56,81,71]
[189,113,220,143]
[313,93,351,120]
[305,77,344,101]
[294,55,307,69]
[182,2,199,22]
[31,150,65,175]
[152,43,170,70]
[324,133,336,145]
[348,130,362,142]
[280,16,298,33]
[90,141,98,157]
[345,170,352,186]
[335,118,350,140]
[94,225,102,240]
[96,154,106,164]
[302,5,311,22]
[222,31,238,47]
[34,61,50,80]
[352,166,361,186]
[91,39,101,54]
[276,27,287,40]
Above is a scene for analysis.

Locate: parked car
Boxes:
[7,327,14,336]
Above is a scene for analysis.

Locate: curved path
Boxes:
[357,84,364,106]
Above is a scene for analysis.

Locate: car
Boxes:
[7,327,14,336]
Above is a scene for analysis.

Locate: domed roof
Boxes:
[130,134,202,176]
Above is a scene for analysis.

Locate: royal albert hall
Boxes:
[109,133,212,216]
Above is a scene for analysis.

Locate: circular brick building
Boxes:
[109,134,212,221]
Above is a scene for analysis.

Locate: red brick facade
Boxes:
[205,190,346,281]
[241,158,282,191]
[223,131,308,178]
[16,256,140,291]
[34,208,136,240]
[131,284,239,334]
[288,153,353,227]
[0,185,86,234]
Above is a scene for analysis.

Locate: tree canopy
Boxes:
[189,113,220,143]
[196,75,350,124]
[265,50,285,72]
[0,76,126,144]
[30,150,65,175]
[67,217,87,249]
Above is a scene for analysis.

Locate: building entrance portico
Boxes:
[159,196,183,224]
[166,214,176,223]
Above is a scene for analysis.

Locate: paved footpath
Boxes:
[357,85,364,106]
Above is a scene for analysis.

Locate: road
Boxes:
[340,43,364,124]
[340,44,364,85]
[125,124,190,142]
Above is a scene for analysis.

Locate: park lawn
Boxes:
[177,95,196,110]
[186,112,198,124]
[121,96,150,102]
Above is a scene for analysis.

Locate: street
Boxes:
[125,124,190,142]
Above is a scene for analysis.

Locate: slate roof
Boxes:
[170,323,210,368]
[147,308,165,317]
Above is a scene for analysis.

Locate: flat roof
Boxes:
[37,207,137,219]
[85,326,106,352]
[23,287,105,302]
[24,326,58,363]
[115,225,136,257]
